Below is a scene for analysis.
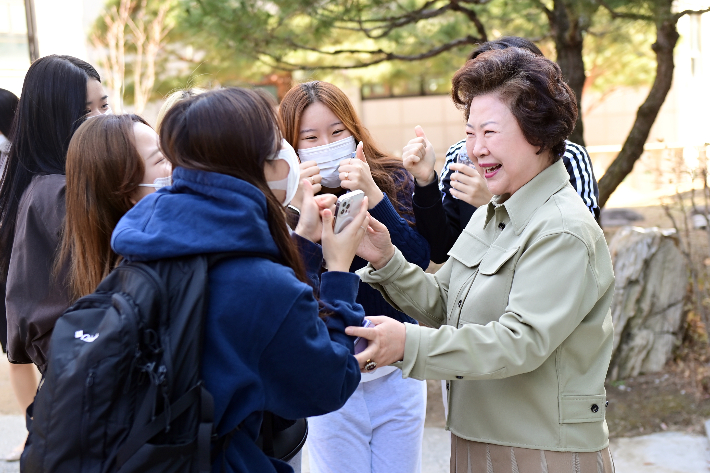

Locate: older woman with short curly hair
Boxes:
[347,47,616,473]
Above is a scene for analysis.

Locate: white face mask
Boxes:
[267,139,300,206]
[138,176,172,189]
[298,136,356,188]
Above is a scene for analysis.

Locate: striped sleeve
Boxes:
[562,140,599,219]
[439,139,467,197]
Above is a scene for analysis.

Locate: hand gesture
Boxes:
[356,215,395,270]
[402,126,436,186]
[294,180,337,243]
[345,316,406,372]
[290,161,322,210]
[321,196,370,272]
[338,141,384,208]
[449,163,492,207]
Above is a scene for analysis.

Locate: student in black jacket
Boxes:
[406,37,600,264]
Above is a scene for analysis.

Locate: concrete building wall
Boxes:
[361,95,465,173]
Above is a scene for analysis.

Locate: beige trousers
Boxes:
[451,435,615,473]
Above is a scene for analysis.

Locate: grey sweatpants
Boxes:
[307,370,426,473]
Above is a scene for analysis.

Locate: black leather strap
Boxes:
[261,412,275,458]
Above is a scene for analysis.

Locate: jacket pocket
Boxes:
[479,245,519,275]
[559,394,606,424]
[448,230,488,268]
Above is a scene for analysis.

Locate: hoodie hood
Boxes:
[112,167,280,262]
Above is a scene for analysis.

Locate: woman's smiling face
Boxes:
[465,93,551,199]
[297,101,352,149]
[130,122,171,204]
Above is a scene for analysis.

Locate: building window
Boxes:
[0,0,31,65]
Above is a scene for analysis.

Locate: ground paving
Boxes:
[2,414,710,472]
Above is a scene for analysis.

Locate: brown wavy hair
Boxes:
[60,114,149,299]
[159,87,306,283]
[451,48,577,161]
[279,81,413,223]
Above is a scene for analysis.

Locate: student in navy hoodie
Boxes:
[111,87,368,473]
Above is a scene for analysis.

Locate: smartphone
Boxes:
[333,190,365,234]
[457,148,475,168]
[354,319,375,354]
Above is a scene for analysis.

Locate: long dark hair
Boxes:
[0,55,101,279]
[279,81,414,225]
[0,88,19,137]
[160,87,307,283]
[61,114,149,299]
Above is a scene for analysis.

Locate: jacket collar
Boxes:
[484,159,569,234]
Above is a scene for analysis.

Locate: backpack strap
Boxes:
[198,385,214,473]
[261,411,276,458]
[116,251,282,471]
[115,383,203,469]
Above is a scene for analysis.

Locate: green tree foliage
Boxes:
[172,0,708,203]
[180,0,652,98]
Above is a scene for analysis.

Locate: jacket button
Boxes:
[591,404,599,413]
[457,300,463,307]
[456,376,464,379]
[498,222,506,230]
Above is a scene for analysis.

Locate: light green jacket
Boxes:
[358,160,614,452]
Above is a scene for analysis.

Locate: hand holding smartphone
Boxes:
[354,319,375,354]
[333,190,366,234]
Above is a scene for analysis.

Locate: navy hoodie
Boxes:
[112,167,364,473]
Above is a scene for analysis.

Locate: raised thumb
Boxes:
[414,125,426,140]
[356,141,367,163]
[321,209,334,236]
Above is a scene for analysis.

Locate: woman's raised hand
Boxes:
[321,196,370,272]
[290,161,322,210]
[449,163,492,207]
[356,215,395,270]
[402,126,437,186]
[345,316,406,372]
[338,142,384,208]
[294,179,337,243]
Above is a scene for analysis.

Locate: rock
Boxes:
[600,208,645,227]
[690,208,709,229]
[607,227,687,380]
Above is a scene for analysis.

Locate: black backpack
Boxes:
[21,252,277,473]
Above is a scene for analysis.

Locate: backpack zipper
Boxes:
[81,370,95,469]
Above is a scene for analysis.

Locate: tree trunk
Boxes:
[607,227,687,381]
[597,0,678,208]
[550,0,587,147]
